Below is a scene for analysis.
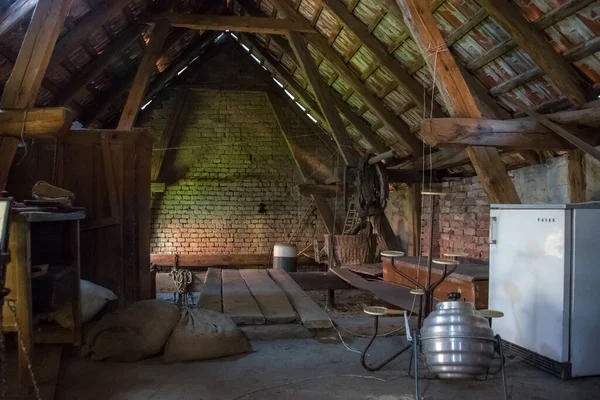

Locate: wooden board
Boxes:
[197,268,222,312]
[342,263,383,278]
[331,267,428,314]
[150,253,315,267]
[240,269,296,323]
[268,268,332,329]
[222,269,265,325]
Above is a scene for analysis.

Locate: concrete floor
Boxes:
[57,337,600,400]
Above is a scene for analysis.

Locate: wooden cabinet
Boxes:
[2,211,85,386]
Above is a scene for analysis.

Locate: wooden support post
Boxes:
[568,150,585,203]
[0,0,72,190]
[398,0,520,204]
[287,32,359,166]
[477,0,589,108]
[117,19,170,130]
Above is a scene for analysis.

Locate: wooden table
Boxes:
[2,211,85,388]
[382,256,489,309]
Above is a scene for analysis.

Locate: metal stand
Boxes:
[360,314,412,371]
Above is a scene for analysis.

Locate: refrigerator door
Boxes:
[489,208,571,362]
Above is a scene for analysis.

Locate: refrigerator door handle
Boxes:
[490,216,497,244]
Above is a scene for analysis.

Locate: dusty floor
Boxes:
[56,337,600,400]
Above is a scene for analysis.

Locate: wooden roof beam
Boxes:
[320,0,444,118]
[243,34,388,154]
[0,107,73,138]
[117,19,170,130]
[398,0,520,204]
[0,0,71,190]
[287,31,359,166]
[160,13,316,34]
[53,24,146,107]
[267,0,420,155]
[421,117,599,150]
[477,0,590,108]
[0,0,37,38]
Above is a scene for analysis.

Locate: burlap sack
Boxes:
[83,300,180,362]
[163,308,251,363]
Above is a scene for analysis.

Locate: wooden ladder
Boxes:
[342,202,359,234]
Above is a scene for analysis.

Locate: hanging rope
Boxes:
[355,155,389,218]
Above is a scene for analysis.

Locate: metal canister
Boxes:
[420,299,495,379]
[273,244,297,272]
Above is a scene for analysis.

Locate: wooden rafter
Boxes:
[0,0,71,190]
[320,0,444,118]
[0,0,37,38]
[568,150,585,203]
[287,31,359,166]
[477,0,589,108]
[266,0,421,156]
[160,13,316,34]
[53,24,146,107]
[117,19,170,130]
[398,0,520,204]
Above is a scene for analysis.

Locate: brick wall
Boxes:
[148,89,333,255]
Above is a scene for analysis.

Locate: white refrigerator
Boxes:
[489,203,600,378]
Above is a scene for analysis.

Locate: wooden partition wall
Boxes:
[7,129,154,306]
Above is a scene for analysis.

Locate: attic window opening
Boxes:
[215,33,225,42]
[295,102,306,112]
[240,43,250,52]
[141,99,153,110]
[190,56,200,64]
[273,78,284,88]
[284,89,294,100]
[262,65,268,71]
[250,54,261,64]
[307,114,318,123]
[231,33,238,40]
[177,66,188,76]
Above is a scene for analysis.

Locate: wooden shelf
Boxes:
[14,211,86,222]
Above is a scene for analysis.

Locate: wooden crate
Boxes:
[8,129,154,305]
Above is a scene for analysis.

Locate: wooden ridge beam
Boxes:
[117,19,170,130]
[0,0,71,191]
[53,24,146,107]
[421,117,599,150]
[161,13,316,34]
[287,31,359,166]
[0,107,73,138]
[477,0,589,107]
[398,0,520,204]
[0,0,37,38]
[320,0,444,118]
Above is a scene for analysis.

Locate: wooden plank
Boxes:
[35,344,62,400]
[478,0,588,108]
[117,19,170,130]
[0,107,73,138]
[320,0,444,118]
[343,263,383,278]
[101,134,120,222]
[421,118,598,150]
[150,253,315,267]
[0,0,71,191]
[331,267,423,312]
[287,32,359,166]
[268,268,332,329]
[53,24,145,107]
[240,269,297,323]
[222,269,265,325]
[0,0,37,38]
[568,149,585,203]
[151,89,190,181]
[387,169,441,183]
[162,13,316,34]
[398,0,520,204]
[287,271,352,290]
[197,268,222,312]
